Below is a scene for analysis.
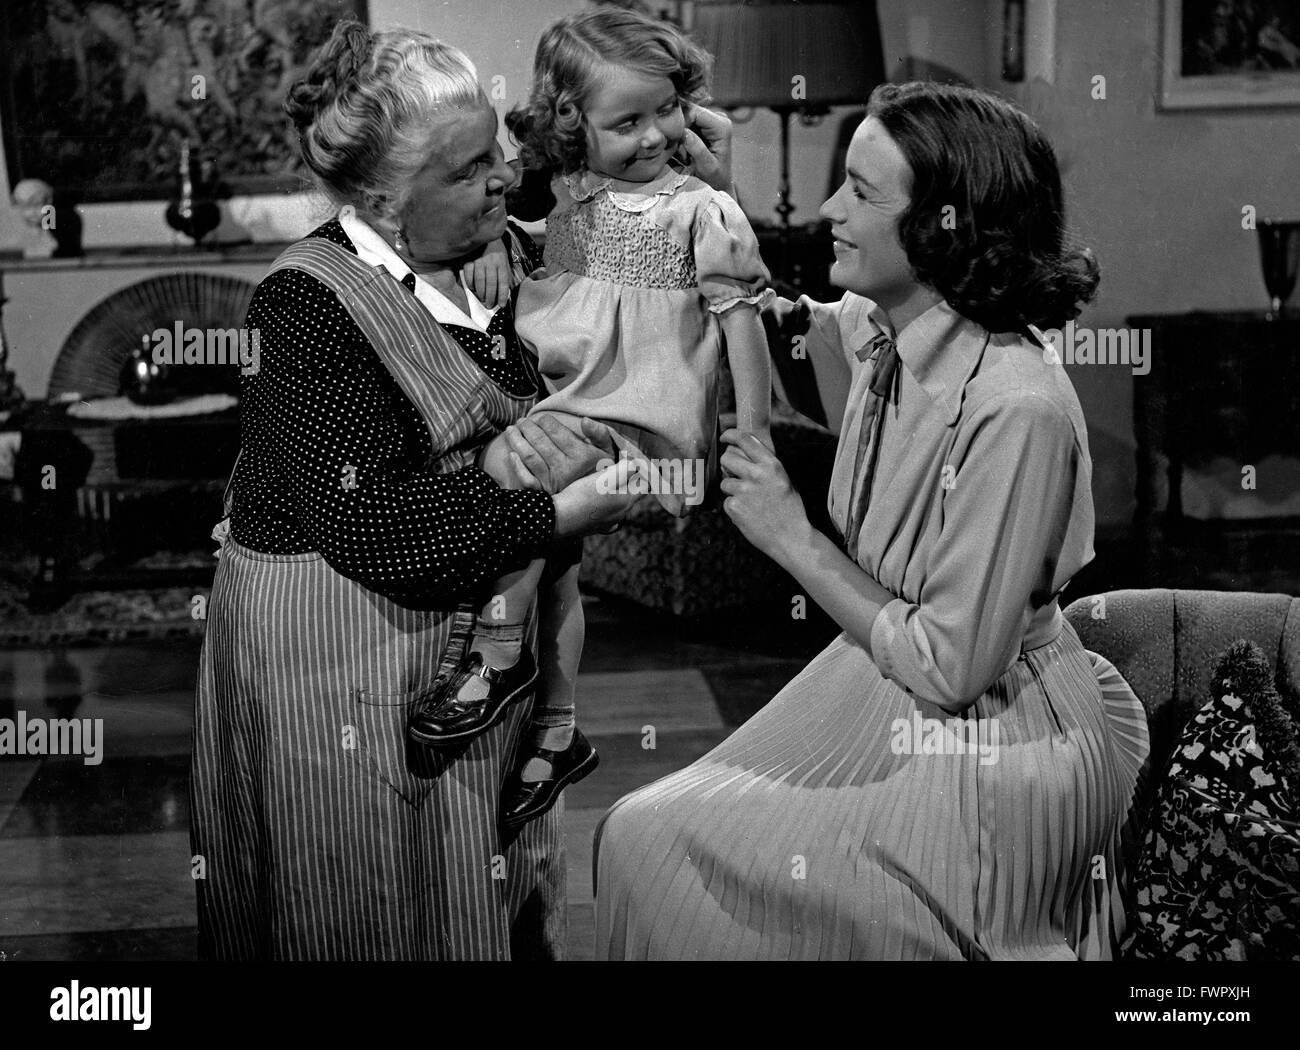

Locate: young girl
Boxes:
[408,7,773,830]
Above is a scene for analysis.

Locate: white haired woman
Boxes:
[188,21,731,960]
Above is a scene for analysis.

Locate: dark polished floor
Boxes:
[0,592,831,962]
[0,524,1192,962]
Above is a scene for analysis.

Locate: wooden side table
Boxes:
[1129,310,1300,592]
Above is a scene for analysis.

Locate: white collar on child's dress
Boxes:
[337,204,498,334]
[564,164,694,213]
[847,296,987,426]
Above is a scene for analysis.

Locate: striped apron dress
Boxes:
[190,234,565,960]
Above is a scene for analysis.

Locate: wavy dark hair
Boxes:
[866,82,1099,333]
[506,7,712,174]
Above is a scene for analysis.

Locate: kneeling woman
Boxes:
[594,82,1149,960]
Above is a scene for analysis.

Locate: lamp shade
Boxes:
[691,0,886,110]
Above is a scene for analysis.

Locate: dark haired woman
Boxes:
[594,82,1149,960]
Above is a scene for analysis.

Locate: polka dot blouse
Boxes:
[230,219,556,610]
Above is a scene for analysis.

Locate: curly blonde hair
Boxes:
[506,8,712,174]
[284,20,484,221]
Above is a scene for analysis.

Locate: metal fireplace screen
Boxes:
[47,272,254,484]
[48,272,256,399]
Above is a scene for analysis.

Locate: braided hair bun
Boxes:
[284,20,372,132]
[280,23,482,218]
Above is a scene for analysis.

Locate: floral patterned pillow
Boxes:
[1124,640,1300,960]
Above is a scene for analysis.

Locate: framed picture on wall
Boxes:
[0,0,368,203]
[1160,0,1300,109]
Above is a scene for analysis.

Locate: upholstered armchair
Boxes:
[1064,588,1300,867]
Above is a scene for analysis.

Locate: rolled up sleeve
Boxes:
[869,391,1083,712]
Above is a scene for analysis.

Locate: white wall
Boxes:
[992,0,1300,526]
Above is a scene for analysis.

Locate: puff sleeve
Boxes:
[693,191,776,314]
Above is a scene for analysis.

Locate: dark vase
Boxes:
[1257,219,1300,320]
[121,336,178,406]
[164,139,221,245]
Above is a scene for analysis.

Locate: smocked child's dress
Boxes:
[513,165,774,515]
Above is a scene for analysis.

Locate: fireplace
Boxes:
[12,268,258,602]
[43,272,254,485]
[50,271,255,396]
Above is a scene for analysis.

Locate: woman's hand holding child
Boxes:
[719,429,808,562]
[461,237,514,309]
[481,414,621,494]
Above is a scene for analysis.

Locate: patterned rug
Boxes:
[0,552,211,649]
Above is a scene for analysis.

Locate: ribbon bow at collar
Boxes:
[856,332,900,400]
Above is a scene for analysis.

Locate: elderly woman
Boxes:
[189,20,729,960]
[594,83,1150,960]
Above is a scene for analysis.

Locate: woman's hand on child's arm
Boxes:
[720,306,774,450]
[719,430,805,561]
[720,428,894,656]
[460,237,513,309]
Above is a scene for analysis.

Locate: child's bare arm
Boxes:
[720,305,773,449]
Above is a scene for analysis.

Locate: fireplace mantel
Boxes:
[0,242,292,273]
[0,244,291,399]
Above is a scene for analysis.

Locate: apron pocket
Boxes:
[352,687,446,807]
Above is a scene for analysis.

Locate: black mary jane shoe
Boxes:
[408,648,538,749]
[500,727,599,830]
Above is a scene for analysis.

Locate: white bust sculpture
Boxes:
[11,179,60,259]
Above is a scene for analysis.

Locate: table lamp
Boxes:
[690,0,885,269]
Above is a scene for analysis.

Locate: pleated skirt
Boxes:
[593,621,1148,960]
[190,539,566,960]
